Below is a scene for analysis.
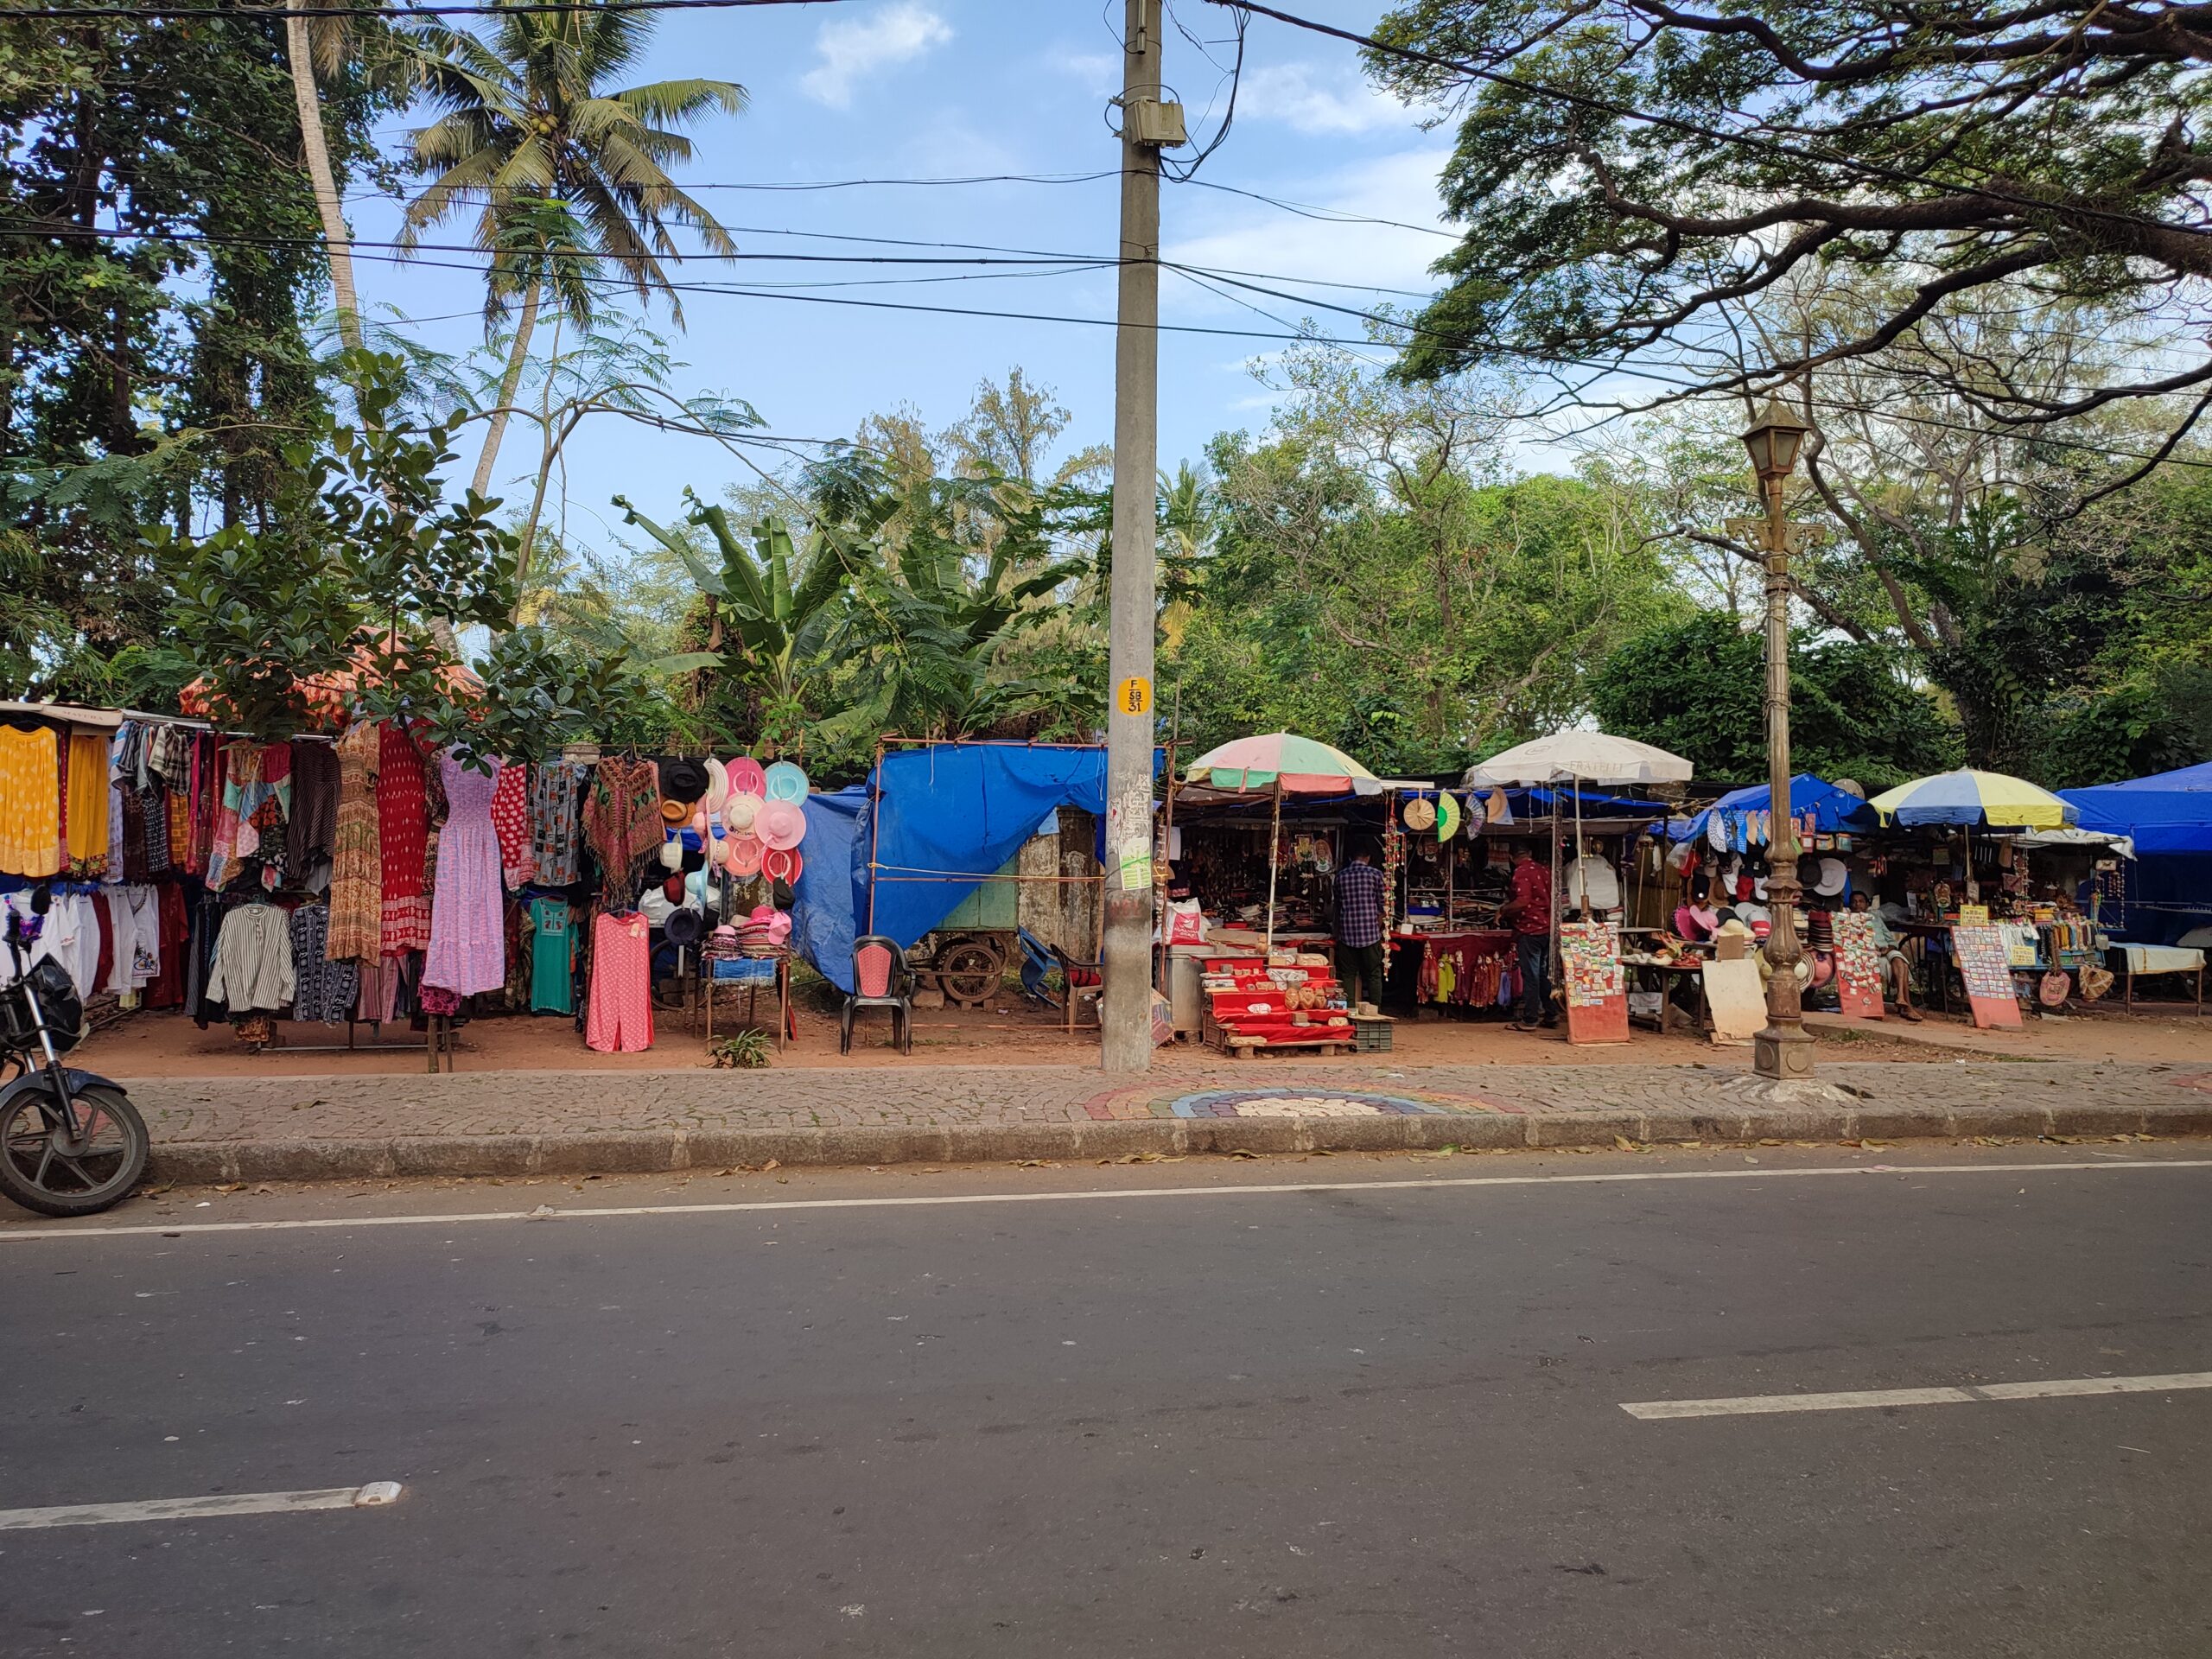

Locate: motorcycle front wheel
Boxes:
[0,1082,149,1217]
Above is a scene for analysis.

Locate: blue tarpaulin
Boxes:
[2063,762,2212,856]
[792,744,1122,993]
[2062,762,2212,945]
[1670,773,1878,845]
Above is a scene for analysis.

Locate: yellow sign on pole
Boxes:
[1115,676,1154,716]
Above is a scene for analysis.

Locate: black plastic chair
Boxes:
[842,935,914,1055]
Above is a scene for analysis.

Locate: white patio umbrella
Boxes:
[1463,733,1694,917]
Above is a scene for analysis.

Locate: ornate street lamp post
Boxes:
[1734,397,1816,1081]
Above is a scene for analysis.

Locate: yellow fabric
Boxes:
[65,731,111,864]
[0,724,61,877]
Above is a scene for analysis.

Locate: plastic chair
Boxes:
[1016,926,1102,1033]
[842,935,913,1055]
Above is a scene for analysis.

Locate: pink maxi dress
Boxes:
[423,755,507,996]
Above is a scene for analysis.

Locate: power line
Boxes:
[8,0,838,19]
[1180,176,1463,240]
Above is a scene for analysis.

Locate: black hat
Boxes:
[664,906,704,947]
[659,757,710,806]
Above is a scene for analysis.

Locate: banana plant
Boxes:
[615,490,857,746]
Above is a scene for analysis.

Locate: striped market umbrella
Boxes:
[1868,768,2076,830]
[1184,732,1381,795]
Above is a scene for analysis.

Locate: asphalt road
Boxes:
[3,1145,2209,1657]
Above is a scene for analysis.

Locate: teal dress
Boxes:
[530,896,574,1015]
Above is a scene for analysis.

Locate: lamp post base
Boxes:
[1754,1022,1817,1081]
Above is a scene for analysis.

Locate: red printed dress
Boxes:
[378,722,432,956]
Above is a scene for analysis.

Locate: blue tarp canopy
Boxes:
[2062,761,2212,856]
[1669,772,1878,844]
[792,744,1126,993]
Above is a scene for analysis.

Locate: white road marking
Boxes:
[1,1157,2206,1243]
[0,1482,404,1530]
[1623,1372,2212,1421]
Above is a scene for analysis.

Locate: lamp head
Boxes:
[1741,395,1813,482]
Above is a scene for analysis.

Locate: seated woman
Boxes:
[1849,891,1923,1020]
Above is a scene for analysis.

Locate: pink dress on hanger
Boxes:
[585,909,653,1052]
[423,754,507,996]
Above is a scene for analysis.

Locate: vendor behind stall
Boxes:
[1332,843,1388,1014]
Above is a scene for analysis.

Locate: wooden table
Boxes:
[698,956,793,1052]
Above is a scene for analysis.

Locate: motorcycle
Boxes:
[0,888,148,1216]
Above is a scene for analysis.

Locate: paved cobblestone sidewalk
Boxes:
[118,1057,2212,1182]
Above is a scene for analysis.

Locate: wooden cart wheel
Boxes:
[935,935,1007,1007]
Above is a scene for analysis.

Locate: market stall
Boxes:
[0,696,812,1066]
[1464,732,1693,1044]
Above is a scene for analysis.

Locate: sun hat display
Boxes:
[659,757,709,806]
[728,756,766,798]
[756,798,806,850]
[703,758,729,815]
[723,791,762,832]
[1402,797,1436,832]
[763,760,809,803]
[659,798,688,823]
[763,846,804,885]
[725,834,764,876]
[1435,791,1462,841]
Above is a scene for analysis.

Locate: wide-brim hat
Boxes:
[664,906,703,947]
[756,798,806,851]
[725,834,764,876]
[1814,856,1849,897]
[763,846,804,885]
[763,760,810,803]
[728,756,767,798]
[723,791,762,833]
[659,757,709,805]
[703,758,729,815]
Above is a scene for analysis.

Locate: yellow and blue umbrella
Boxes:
[1868,768,2075,830]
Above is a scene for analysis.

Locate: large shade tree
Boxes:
[401,1,744,498]
[1359,0,2212,468]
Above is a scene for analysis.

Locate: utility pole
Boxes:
[1100,0,1183,1071]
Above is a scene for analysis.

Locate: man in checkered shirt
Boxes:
[1333,845,1389,1012]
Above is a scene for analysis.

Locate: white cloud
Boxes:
[1046,46,1119,92]
[799,3,952,110]
[1165,148,1457,308]
[1235,62,1411,137]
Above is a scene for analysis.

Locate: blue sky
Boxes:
[341,0,1462,545]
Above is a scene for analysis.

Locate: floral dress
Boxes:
[325,721,382,963]
[378,723,431,956]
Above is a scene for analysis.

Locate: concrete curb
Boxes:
[146,1097,2212,1184]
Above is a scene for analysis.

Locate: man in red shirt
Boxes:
[1499,846,1555,1031]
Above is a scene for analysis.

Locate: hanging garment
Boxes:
[204,902,296,1014]
[288,902,358,1022]
[423,754,506,996]
[530,760,588,885]
[287,740,342,877]
[210,741,291,887]
[64,730,111,875]
[490,760,534,889]
[145,880,189,1010]
[0,723,61,878]
[378,723,432,956]
[102,886,160,994]
[325,721,382,963]
[582,758,664,895]
[531,895,575,1014]
[584,909,652,1052]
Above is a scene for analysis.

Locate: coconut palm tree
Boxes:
[401,2,745,499]
[283,0,412,359]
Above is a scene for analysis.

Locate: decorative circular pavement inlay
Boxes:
[1169,1090,1444,1119]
